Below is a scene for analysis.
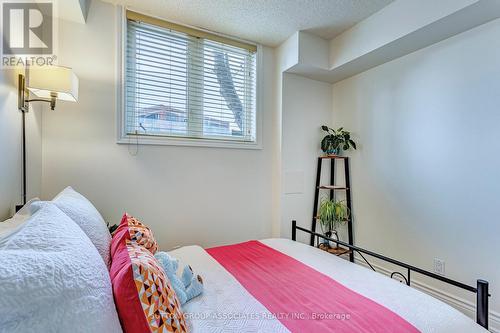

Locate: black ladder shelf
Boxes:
[311,155,354,262]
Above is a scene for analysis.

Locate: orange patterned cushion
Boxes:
[110,238,187,333]
[113,213,158,254]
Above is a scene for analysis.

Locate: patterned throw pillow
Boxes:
[112,213,158,255]
[110,238,187,333]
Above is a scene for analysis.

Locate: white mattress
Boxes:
[169,238,487,333]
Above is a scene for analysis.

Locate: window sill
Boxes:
[116,135,262,150]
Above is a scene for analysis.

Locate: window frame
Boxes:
[116,7,263,149]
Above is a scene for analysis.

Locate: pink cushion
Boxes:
[112,213,158,257]
[110,236,187,333]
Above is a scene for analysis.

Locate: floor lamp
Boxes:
[16,66,79,211]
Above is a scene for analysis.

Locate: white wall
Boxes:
[332,18,500,322]
[0,69,42,220]
[41,0,278,249]
[281,73,332,241]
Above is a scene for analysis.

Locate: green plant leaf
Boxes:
[321,136,330,152]
[318,198,350,231]
[319,126,357,153]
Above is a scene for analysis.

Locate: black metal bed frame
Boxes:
[291,220,490,329]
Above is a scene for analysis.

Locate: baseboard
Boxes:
[354,257,500,332]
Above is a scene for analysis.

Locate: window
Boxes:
[122,11,258,147]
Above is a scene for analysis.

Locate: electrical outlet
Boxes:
[434,258,445,276]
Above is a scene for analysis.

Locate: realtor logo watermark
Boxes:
[1,0,57,68]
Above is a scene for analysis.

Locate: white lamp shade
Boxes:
[27,66,79,102]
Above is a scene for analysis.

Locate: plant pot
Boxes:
[325,148,340,156]
[323,229,341,246]
[323,230,332,245]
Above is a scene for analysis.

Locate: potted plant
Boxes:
[320,126,357,155]
[317,198,350,246]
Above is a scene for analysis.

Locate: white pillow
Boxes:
[52,187,111,268]
[0,202,122,333]
[0,198,40,238]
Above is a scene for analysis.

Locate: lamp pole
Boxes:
[22,107,26,207]
[16,74,28,212]
[15,107,27,213]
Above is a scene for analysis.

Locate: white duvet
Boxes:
[169,239,487,333]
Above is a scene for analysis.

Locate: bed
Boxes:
[171,238,488,332]
[0,189,490,333]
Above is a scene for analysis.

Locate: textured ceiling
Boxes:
[100,0,394,46]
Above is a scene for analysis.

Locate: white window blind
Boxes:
[124,12,257,143]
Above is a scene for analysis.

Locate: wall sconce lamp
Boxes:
[18,66,79,111]
[16,66,79,210]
